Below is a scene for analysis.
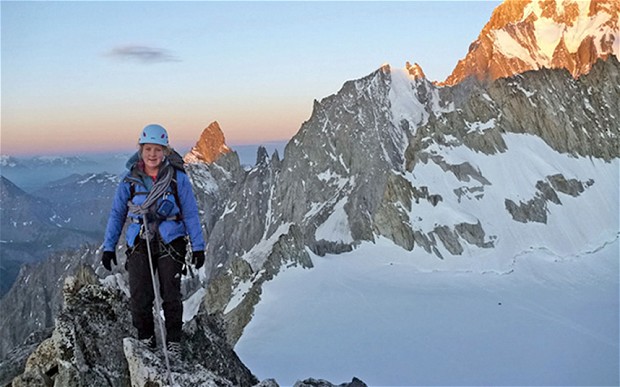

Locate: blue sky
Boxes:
[1,1,501,156]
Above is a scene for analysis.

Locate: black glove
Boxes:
[192,250,205,269]
[102,251,117,271]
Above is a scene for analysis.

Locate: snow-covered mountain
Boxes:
[443,0,619,85]
[190,55,618,346]
[219,56,616,384]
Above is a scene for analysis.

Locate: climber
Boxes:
[101,123,206,360]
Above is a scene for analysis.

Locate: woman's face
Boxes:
[141,144,165,172]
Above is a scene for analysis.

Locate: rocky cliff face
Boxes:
[380,56,618,253]
[0,247,99,360]
[443,0,619,86]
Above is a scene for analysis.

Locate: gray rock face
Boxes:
[505,174,594,223]
[0,246,100,360]
[294,377,367,387]
[8,266,259,387]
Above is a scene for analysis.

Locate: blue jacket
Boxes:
[103,157,206,252]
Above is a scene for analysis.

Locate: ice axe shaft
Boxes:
[143,214,174,385]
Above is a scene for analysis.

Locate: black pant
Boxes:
[127,236,186,343]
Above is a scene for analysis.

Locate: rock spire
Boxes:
[183,121,232,164]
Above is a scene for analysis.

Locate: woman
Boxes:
[101,124,205,357]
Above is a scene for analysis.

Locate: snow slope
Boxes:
[235,236,619,386]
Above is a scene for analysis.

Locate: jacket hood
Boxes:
[126,152,140,171]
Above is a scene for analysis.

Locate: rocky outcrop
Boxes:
[425,56,620,160]
[488,56,620,160]
[505,174,594,223]
[7,265,259,387]
[294,377,367,387]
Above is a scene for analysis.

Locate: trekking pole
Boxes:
[143,214,175,386]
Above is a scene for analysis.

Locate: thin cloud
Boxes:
[106,45,181,64]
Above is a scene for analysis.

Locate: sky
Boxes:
[1,1,501,156]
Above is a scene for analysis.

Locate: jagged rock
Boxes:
[374,173,416,250]
[536,180,562,205]
[0,328,53,386]
[413,230,435,254]
[506,173,594,223]
[505,197,549,224]
[433,225,464,256]
[8,266,259,387]
[489,58,620,160]
[123,338,234,387]
[203,145,282,280]
[293,377,367,387]
[255,379,280,387]
[11,266,133,387]
[0,246,100,360]
[455,221,494,249]
[208,224,313,346]
[547,173,589,197]
[183,313,258,386]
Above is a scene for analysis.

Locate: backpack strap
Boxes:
[170,176,183,220]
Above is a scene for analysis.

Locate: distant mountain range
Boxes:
[0,173,119,296]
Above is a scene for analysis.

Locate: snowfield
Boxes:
[235,235,619,386]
